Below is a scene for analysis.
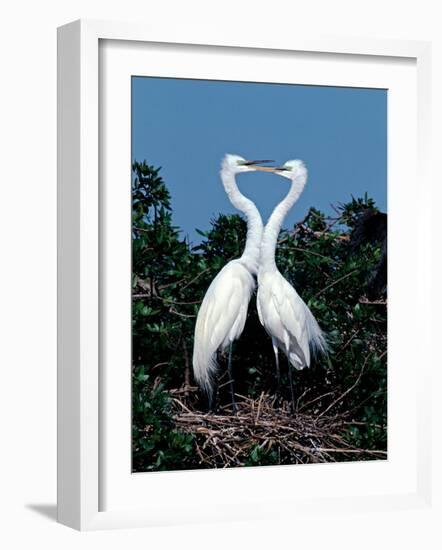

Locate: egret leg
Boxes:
[272,340,281,394]
[287,355,295,413]
[227,343,237,415]
[208,380,218,413]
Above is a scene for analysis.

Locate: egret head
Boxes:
[272,159,307,180]
[222,154,275,174]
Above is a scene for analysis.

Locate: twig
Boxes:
[182,340,191,398]
[313,269,357,299]
[309,447,387,456]
[168,307,196,318]
[133,293,201,305]
[297,391,334,412]
[359,297,387,306]
[283,247,341,264]
[255,392,265,422]
[151,361,169,371]
[336,330,360,357]
[318,354,372,417]
[343,420,385,430]
[165,391,386,468]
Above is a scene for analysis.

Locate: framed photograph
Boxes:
[57,19,432,530]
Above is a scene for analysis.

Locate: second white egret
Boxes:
[257,160,327,409]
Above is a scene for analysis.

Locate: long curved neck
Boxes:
[260,172,307,271]
[220,167,263,275]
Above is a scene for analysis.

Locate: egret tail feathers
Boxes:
[304,305,328,357]
[192,344,219,398]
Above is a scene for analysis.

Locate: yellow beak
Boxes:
[252,166,278,172]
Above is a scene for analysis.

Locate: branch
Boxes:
[318,357,369,418]
[335,330,360,357]
[168,306,196,318]
[133,293,201,305]
[313,269,357,299]
[182,340,191,398]
[359,297,387,306]
[318,351,386,417]
[283,246,342,264]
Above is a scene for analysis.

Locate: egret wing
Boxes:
[256,286,264,325]
[193,262,254,391]
[203,263,253,348]
[270,276,310,367]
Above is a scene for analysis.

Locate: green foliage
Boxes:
[132,368,194,471]
[195,213,248,264]
[245,444,279,467]
[337,193,378,227]
[131,160,387,471]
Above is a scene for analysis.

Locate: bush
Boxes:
[131,161,387,471]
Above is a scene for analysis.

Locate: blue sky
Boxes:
[132,77,387,244]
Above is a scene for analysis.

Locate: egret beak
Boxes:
[252,166,278,172]
[242,160,290,173]
[255,166,291,173]
[243,159,278,172]
[243,159,274,166]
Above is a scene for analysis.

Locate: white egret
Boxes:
[192,154,274,412]
[257,160,327,408]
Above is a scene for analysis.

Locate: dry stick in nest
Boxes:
[170,393,386,467]
[297,391,335,413]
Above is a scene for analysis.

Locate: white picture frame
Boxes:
[57,19,432,531]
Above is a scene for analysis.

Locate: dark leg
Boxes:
[208,378,218,413]
[272,341,281,394]
[287,355,295,413]
[227,343,237,414]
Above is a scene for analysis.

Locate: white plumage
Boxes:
[257,269,326,370]
[257,160,327,400]
[192,154,273,402]
[193,155,326,409]
[193,259,255,393]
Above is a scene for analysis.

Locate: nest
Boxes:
[170,390,387,468]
